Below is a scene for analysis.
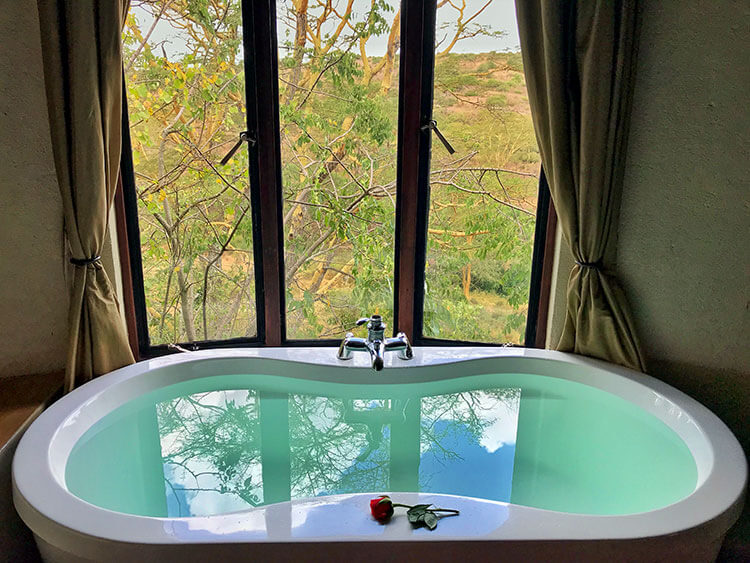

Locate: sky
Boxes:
[438,0,521,52]
[134,0,521,60]
[277,0,521,56]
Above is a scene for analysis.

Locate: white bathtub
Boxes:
[13,348,747,562]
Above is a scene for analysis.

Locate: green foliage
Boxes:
[125,0,540,346]
[441,72,480,90]
[425,48,540,343]
[486,94,507,107]
[476,60,496,73]
[350,87,392,144]
[504,51,525,72]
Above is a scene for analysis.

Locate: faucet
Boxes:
[337,314,413,371]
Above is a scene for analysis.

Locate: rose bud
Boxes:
[370,495,395,522]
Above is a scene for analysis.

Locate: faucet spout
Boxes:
[367,340,385,371]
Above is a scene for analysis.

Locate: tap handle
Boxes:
[356,314,385,330]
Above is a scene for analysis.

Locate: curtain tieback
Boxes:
[575,260,601,270]
[70,255,101,267]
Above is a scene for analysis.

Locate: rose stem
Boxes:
[390,504,460,515]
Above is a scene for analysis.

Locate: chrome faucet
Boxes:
[337,314,413,371]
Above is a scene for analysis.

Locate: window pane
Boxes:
[277,1,400,339]
[423,0,540,343]
[124,1,256,344]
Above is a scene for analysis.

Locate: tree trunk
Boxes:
[380,10,400,94]
[462,263,472,300]
[284,0,309,104]
[177,268,197,342]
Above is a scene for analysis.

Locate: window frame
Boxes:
[117,0,555,358]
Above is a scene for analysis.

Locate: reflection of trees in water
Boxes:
[421,388,521,460]
[289,396,391,498]
[157,391,263,514]
[157,387,520,511]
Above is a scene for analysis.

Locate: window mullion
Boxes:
[394,0,437,341]
[243,0,286,346]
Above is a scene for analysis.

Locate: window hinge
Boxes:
[220,130,257,165]
[421,120,455,154]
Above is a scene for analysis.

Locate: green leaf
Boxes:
[134,83,148,99]
[423,512,438,530]
[406,504,431,523]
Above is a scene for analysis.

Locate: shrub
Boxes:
[486,94,507,107]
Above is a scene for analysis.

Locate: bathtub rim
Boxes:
[12,347,747,546]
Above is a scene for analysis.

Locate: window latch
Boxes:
[421,120,455,154]
[220,130,257,165]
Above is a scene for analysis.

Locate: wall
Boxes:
[548,0,749,550]
[617,0,750,548]
[0,0,68,378]
[618,0,749,439]
[0,2,67,559]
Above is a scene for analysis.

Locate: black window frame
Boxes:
[119,0,553,358]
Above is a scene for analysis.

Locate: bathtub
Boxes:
[12,347,747,562]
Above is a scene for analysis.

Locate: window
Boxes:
[120,0,552,356]
[122,1,258,346]
[423,3,541,344]
[276,1,399,339]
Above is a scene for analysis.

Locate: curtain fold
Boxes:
[516,0,646,371]
[37,0,134,392]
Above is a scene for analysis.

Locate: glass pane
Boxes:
[423,0,540,343]
[124,1,256,345]
[277,1,401,339]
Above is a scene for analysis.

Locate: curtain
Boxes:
[37,1,134,392]
[516,1,646,371]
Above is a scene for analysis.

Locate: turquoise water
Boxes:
[65,373,697,517]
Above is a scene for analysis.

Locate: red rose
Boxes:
[370,495,394,522]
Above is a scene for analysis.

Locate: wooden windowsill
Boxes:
[0,371,63,451]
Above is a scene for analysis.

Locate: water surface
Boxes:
[66,373,697,517]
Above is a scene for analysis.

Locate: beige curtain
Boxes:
[37,1,134,392]
[516,1,645,371]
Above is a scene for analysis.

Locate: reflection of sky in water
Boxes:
[419,420,516,502]
[66,372,698,517]
[156,388,520,517]
[475,394,521,452]
[158,390,265,517]
[419,391,519,502]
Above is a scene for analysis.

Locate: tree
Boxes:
[124,0,540,345]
